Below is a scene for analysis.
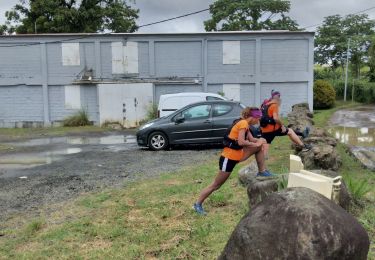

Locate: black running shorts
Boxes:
[219,156,239,173]
[262,127,289,144]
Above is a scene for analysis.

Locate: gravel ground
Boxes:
[0,131,219,221]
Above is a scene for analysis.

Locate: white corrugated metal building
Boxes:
[0,31,314,127]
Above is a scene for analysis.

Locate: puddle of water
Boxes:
[8,135,136,147]
[329,106,375,170]
[0,135,136,171]
[0,148,82,169]
[330,106,375,128]
[328,127,375,147]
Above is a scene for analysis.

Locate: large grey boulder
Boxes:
[219,188,370,260]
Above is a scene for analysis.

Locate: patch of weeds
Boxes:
[79,192,111,209]
[345,176,371,203]
[193,223,212,238]
[63,109,91,127]
[277,175,289,191]
[40,227,70,242]
[25,219,44,236]
[208,192,232,207]
[68,219,98,238]
[139,103,158,125]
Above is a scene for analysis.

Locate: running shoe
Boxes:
[256,170,277,179]
[193,203,207,215]
[302,143,313,152]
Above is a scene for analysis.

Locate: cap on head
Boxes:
[271,89,281,98]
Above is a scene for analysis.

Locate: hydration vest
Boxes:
[260,102,277,127]
[223,119,248,150]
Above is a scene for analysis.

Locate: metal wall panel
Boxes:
[0,45,41,85]
[0,85,43,125]
[261,39,309,73]
[138,42,150,77]
[240,84,256,106]
[208,40,256,75]
[155,41,202,77]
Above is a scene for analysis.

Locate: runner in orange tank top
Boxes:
[260,90,312,158]
[193,107,275,215]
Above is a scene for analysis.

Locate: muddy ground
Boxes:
[0,130,219,221]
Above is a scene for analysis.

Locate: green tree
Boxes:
[315,14,375,76]
[3,0,139,34]
[204,0,299,31]
[0,25,7,35]
[368,38,375,82]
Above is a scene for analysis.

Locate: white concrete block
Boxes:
[290,154,304,173]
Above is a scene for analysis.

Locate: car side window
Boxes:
[180,104,211,121]
[213,104,233,117]
[206,96,224,101]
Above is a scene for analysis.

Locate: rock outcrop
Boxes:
[219,188,370,260]
[238,160,258,186]
[287,103,314,133]
[288,103,341,170]
[246,177,279,207]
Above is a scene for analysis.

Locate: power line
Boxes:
[1,5,375,48]
[138,8,209,28]
[301,5,375,30]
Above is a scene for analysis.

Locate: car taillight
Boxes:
[157,110,160,118]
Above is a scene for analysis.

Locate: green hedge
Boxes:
[332,80,375,103]
[313,80,336,109]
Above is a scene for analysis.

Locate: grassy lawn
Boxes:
[0,101,374,259]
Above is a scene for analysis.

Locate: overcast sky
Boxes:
[1,0,375,33]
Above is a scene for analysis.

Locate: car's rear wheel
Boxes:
[148,131,169,151]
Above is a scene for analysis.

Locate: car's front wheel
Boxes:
[148,131,169,151]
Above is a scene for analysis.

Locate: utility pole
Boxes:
[344,38,351,101]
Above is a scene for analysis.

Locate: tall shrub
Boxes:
[313,80,336,109]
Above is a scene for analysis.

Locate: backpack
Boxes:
[223,119,248,150]
[260,102,276,127]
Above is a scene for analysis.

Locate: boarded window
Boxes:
[223,41,240,64]
[111,41,139,74]
[65,85,81,109]
[62,43,80,66]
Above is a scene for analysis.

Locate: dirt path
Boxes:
[0,131,219,221]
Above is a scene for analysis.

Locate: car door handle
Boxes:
[204,120,211,123]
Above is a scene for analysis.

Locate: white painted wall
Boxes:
[98,83,153,127]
